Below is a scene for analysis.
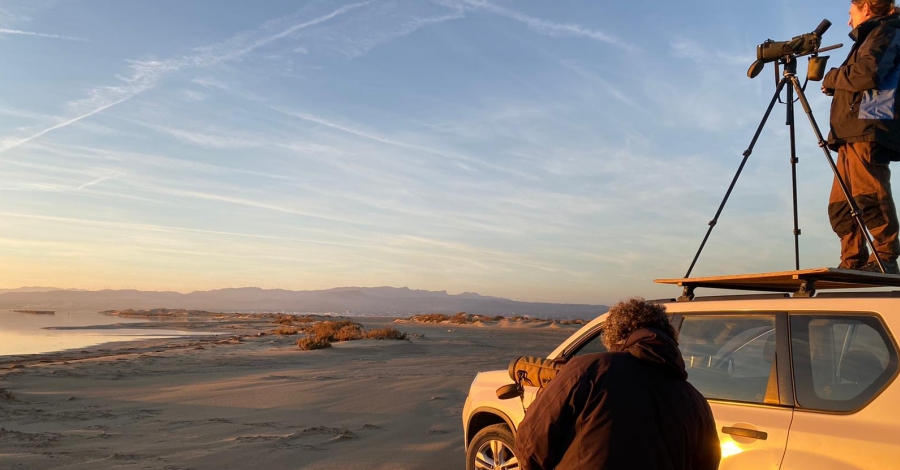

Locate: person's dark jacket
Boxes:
[824,14,900,155]
[513,327,720,470]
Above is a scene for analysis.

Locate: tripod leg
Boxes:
[787,82,802,270]
[684,78,789,278]
[789,76,886,273]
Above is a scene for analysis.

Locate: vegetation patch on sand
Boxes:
[271,318,408,350]
[95,309,409,351]
[102,309,336,322]
[102,308,222,318]
[273,314,330,325]
[404,312,586,325]
[297,337,333,350]
[406,313,500,324]
[274,326,301,335]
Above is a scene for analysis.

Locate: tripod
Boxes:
[684,56,886,278]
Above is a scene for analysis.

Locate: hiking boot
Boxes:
[859,259,900,275]
[837,260,865,270]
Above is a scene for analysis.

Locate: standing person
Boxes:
[513,298,719,470]
[822,0,900,274]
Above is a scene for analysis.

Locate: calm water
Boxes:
[0,310,223,356]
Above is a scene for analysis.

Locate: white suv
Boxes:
[462,293,900,470]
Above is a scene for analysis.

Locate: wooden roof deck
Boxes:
[655,267,900,300]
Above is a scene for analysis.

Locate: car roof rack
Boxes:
[815,290,900,298]
[649,293,792,303]
[655,267,900,301]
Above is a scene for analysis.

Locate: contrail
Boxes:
[0,28,86,42]
[0,95,134,154]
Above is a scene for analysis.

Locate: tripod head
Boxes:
[747,19,843,81]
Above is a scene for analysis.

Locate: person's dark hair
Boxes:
[852,0,899,16]
[602,297,678,350]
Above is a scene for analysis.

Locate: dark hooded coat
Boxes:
[513,328,720,470]
[824,14,900,155]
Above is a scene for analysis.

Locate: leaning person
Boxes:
[514,298,719,470]
[822,0,900,273]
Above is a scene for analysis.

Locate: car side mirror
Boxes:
[496,383,524,400]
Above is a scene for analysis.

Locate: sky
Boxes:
[0,0,864,304]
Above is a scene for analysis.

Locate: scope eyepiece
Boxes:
[814,19,832,37]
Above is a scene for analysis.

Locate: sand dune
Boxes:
[0,316,579,469]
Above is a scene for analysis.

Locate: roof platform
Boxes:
[655,267,900,301]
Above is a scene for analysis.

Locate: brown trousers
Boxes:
[828,141,900,267]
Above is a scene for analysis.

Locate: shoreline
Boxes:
[0,310,585,363]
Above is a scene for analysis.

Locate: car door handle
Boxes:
[722,426,768,440]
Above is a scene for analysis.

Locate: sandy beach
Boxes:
[0,313,580,469]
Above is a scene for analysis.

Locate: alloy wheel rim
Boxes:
[473,438,519,470]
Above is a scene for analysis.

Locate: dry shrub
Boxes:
[334,325,364,341]
[470,314,494,322]
[310,320,364,342]
[293,315,321,324]
[274,314,324,326]
[275,326,300,335]
[366,327,408,340]
[450,312,470,324]
[409,313,449,323]
[408,312,505,324]
[296,321,409,350]
[297,337,332,350]
[274,314,295,325]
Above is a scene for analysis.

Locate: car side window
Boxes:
[568,328,607,358]
[679,315,778,404]
[790,314,899,412]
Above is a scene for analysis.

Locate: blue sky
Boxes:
[0,0,861,304]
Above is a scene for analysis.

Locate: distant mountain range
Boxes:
[0,287,86,294]
[0,286,608,319]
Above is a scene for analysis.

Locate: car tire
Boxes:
[466,423,519,470]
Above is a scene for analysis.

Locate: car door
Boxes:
[780,313,900,470]
[679,313,794,470]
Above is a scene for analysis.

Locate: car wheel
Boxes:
[466,423,519,470]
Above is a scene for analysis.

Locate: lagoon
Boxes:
[0,309,224,356]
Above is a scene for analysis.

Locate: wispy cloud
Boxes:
[0,211,333,243]
[0,27,85,41]
[457,0,635,50]
[190,77,230,91]
[273,107,539,180]
[669,36,750,66]
[77,172,124,190]
[329,5,465,58]
[126,119,261,150]
[180,89,207,102]
[28,142,293,181]
[0,105,54,121]
[0,2,370,155]
[557,60,650,112]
